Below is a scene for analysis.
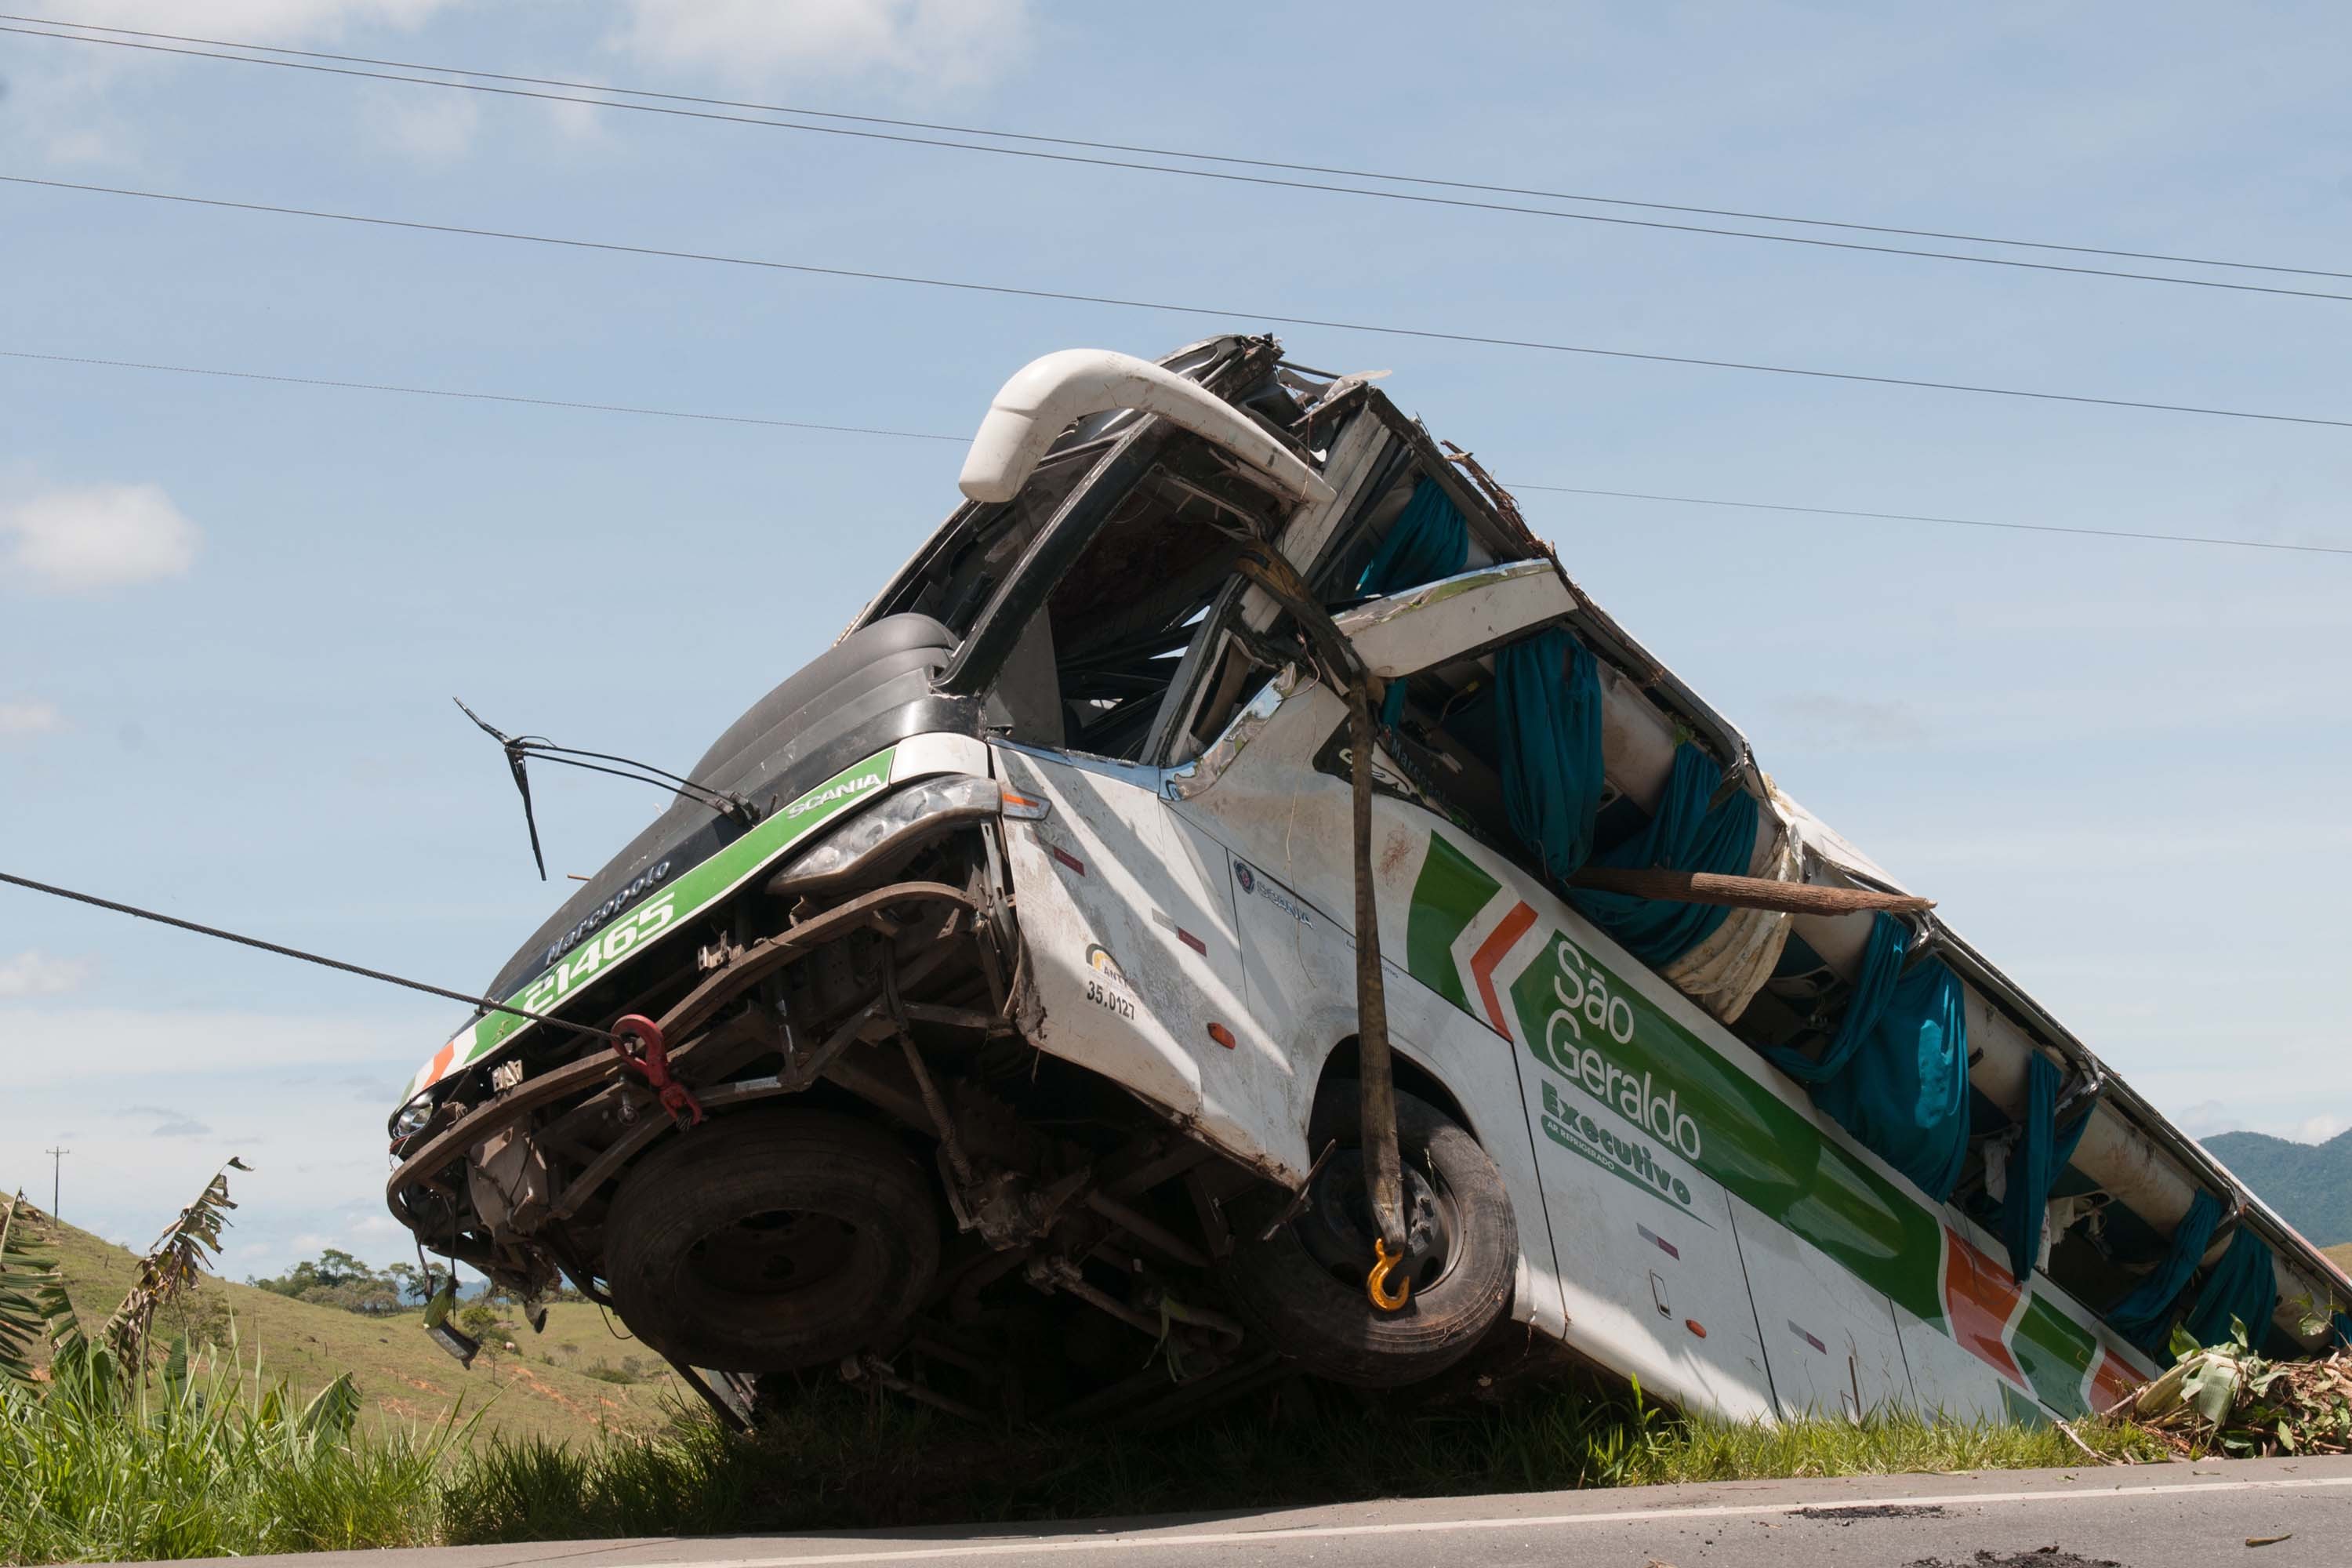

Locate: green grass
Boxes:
[1,1359,2176,1563]
[24,1210,676,1443]
[1,1334,452,1563]
[435,1380,2170,1544]
[5,1203,2188,1560]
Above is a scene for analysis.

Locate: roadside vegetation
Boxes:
[1,1179,2321,1564]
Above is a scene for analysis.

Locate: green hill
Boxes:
[2203,1129,2352,1248]
[5,1199,679,1443]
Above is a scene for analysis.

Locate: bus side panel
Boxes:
[1529,1083,1777,1419]
[1220,848,1569,1338]
[1896,1301,2013,1422]
[1729,1194,1916,1417]
[995,750,1243,1160]
[1376,902,1572,1341]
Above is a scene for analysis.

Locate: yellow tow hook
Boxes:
[1367,1236,1412,1312]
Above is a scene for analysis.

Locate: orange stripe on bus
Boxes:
[1468,901,1538,1036]
[1943,1228,2027,1386]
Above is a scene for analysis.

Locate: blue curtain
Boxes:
[1567,742,1758,965]
[1494,630,1604,884]
[2001,1052,2096,1285]
[1361,477,1472,725]
[1761,913,1973,1201]
[2182,1225,2278,1350]
[1358,477,1470,598]
[2106,1189,2223,1357]
[2332,1312,2352,1352]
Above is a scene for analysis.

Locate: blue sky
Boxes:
[2,1,2347,1276]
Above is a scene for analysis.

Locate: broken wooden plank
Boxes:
[1566,867,1933,916]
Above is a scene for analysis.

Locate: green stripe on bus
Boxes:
[1504,910,1947,1327]
[2013,1292,2099,1418]
[1405,833,1499,1015]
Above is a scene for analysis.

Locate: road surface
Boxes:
[149,1454,2352,1567]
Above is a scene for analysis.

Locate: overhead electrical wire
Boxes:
[0,867,619,1041]
[9,344,2346,558]
[12,11,2347,287]
[11,172,2352,437]
[0,349,965,441]
[1504,484,2350,557]
[7,18,2351,307]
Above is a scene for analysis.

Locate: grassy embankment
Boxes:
[27,1210,678,1443]
[2,1205,2201,1563]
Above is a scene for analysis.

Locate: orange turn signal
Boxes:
[1206,1022,1236,1050]
[997,787,1051,821]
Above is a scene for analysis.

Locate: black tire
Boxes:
[1222,1087,1516,1388]
[604,1108,941,1372]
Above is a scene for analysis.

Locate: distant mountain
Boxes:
[2202,1129,2352,1248]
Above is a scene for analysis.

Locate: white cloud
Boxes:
[2,1005,437,1276]
[13,2,461,165]
[2282,1113,2348,1145]
[612,0,1032,91]
[2,483,200,593]
[2177,1100,2241,1139]
[0,701,63,739]
[365,86,481,161]
[0,952,93,1000]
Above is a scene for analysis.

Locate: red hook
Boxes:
[611,1014,705,1129]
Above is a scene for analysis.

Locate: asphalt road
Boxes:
[162,1455,2352,1568]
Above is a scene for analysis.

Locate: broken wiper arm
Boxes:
[452,699,757,880]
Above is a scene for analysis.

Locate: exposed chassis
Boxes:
[385,856,1302,1428]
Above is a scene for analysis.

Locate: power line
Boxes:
[9,19,2351,308]
[12,172,2352,436]
[13,12,2347,289]
[11,341,2347,557]
[1508,484,2351,557]
[0,349,964,441]
[0,868,620,1043]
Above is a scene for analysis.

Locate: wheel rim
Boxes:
[1293,1149,1459,1299]
[679,1204,887,1315]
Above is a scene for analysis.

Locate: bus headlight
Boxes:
[766,775,1006,895]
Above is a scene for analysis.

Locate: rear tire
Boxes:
[604,1108,941,1372]
[1222,1087,1515,1387]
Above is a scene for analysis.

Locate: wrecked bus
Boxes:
[386,336,2349,1427]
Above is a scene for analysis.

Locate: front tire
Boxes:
[1222,1087,1516,1388]
[604,1108,941,1372]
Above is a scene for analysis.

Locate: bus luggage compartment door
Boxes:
[1728,1193,1917,1419]
[1523,1076,1776,1420]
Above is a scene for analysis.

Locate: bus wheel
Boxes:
[604,1109,941,1372]
[1222,1087,1515,1387]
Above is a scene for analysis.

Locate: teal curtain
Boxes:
[2106,1188,2223,1357]
[2182,1225,2278,1350]
[1494,630,1604,884]
[1762,913,1973,1201]
[2001,1052,2096,1285]
[1358,477,1470,598]
[1361,477,1472,724]
[1567,742,1757,965]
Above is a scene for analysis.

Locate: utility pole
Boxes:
[44,1147,67,1219]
